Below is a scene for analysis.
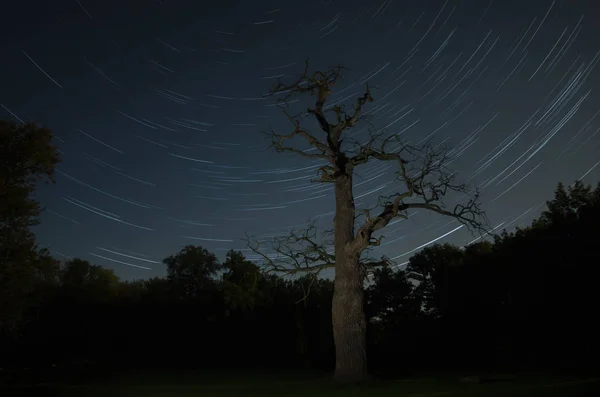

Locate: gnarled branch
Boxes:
[259,60,486,283]
[350,140,488,253]
[265,106,331,160]
[246,224,335,277]
[264,59,374,181]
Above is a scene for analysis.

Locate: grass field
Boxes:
[2,371,600,397]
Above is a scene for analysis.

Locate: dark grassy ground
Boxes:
[2,370,600,397]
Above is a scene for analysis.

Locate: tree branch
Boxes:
[258,60,487,288]
[246,224,335,277]
[350,141,487,253]
[264,59,374,181]
[265,106,331,160]
[339,87,374,129]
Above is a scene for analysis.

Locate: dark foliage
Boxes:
[1,179,598,383]
[1,118,599,384]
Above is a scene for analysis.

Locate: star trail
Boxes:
[2,0,599,280]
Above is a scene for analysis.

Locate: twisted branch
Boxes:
[257,60,486,280]
[265,58,374,182]
[246,224,335,277]
[350,142,487,253]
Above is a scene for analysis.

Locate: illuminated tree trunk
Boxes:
[332,174,369,382]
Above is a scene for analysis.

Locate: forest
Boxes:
[2,62,600,392]
[1,118,599,386]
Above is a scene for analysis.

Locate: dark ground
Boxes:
[1,366,599,397]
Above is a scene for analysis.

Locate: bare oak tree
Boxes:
[249,60,486,382]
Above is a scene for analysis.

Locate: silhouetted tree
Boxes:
[406,243,463,318]
[366,267,420,324]
[0,120,60,337]
[220,250,262,311]
[60,258,119,291]
[164,245,222,300]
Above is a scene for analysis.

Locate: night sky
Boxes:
[2,0,599,280]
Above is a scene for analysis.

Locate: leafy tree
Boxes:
[220,250,262,311]
[60,258,120,298]
[7,249,61,340]
[249,61,486,381]
[539,180,600,228]
[365,267,435,372]
[406,243,463,317]
[163,245,222,299]
[534,180,600,366]
[139,277,174,302]
[0,120,60,335]
[366,267,420,324]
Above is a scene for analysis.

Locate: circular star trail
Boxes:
[2,0,599,279]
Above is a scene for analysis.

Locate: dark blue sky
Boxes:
[2,0,599,280]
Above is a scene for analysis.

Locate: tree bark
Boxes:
[332,174,369,382]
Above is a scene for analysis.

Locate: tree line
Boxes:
[2,60,600,383]
[0,63,492,383]
[1,122,599,377]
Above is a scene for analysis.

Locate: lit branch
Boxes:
[336,87,374,129]
[246,224,335,277]
[350,141,487,253]
[255,61,486,295]
[265,110,331,160]
[264,58,374,182]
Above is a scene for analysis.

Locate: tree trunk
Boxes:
[332,174,369,382]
